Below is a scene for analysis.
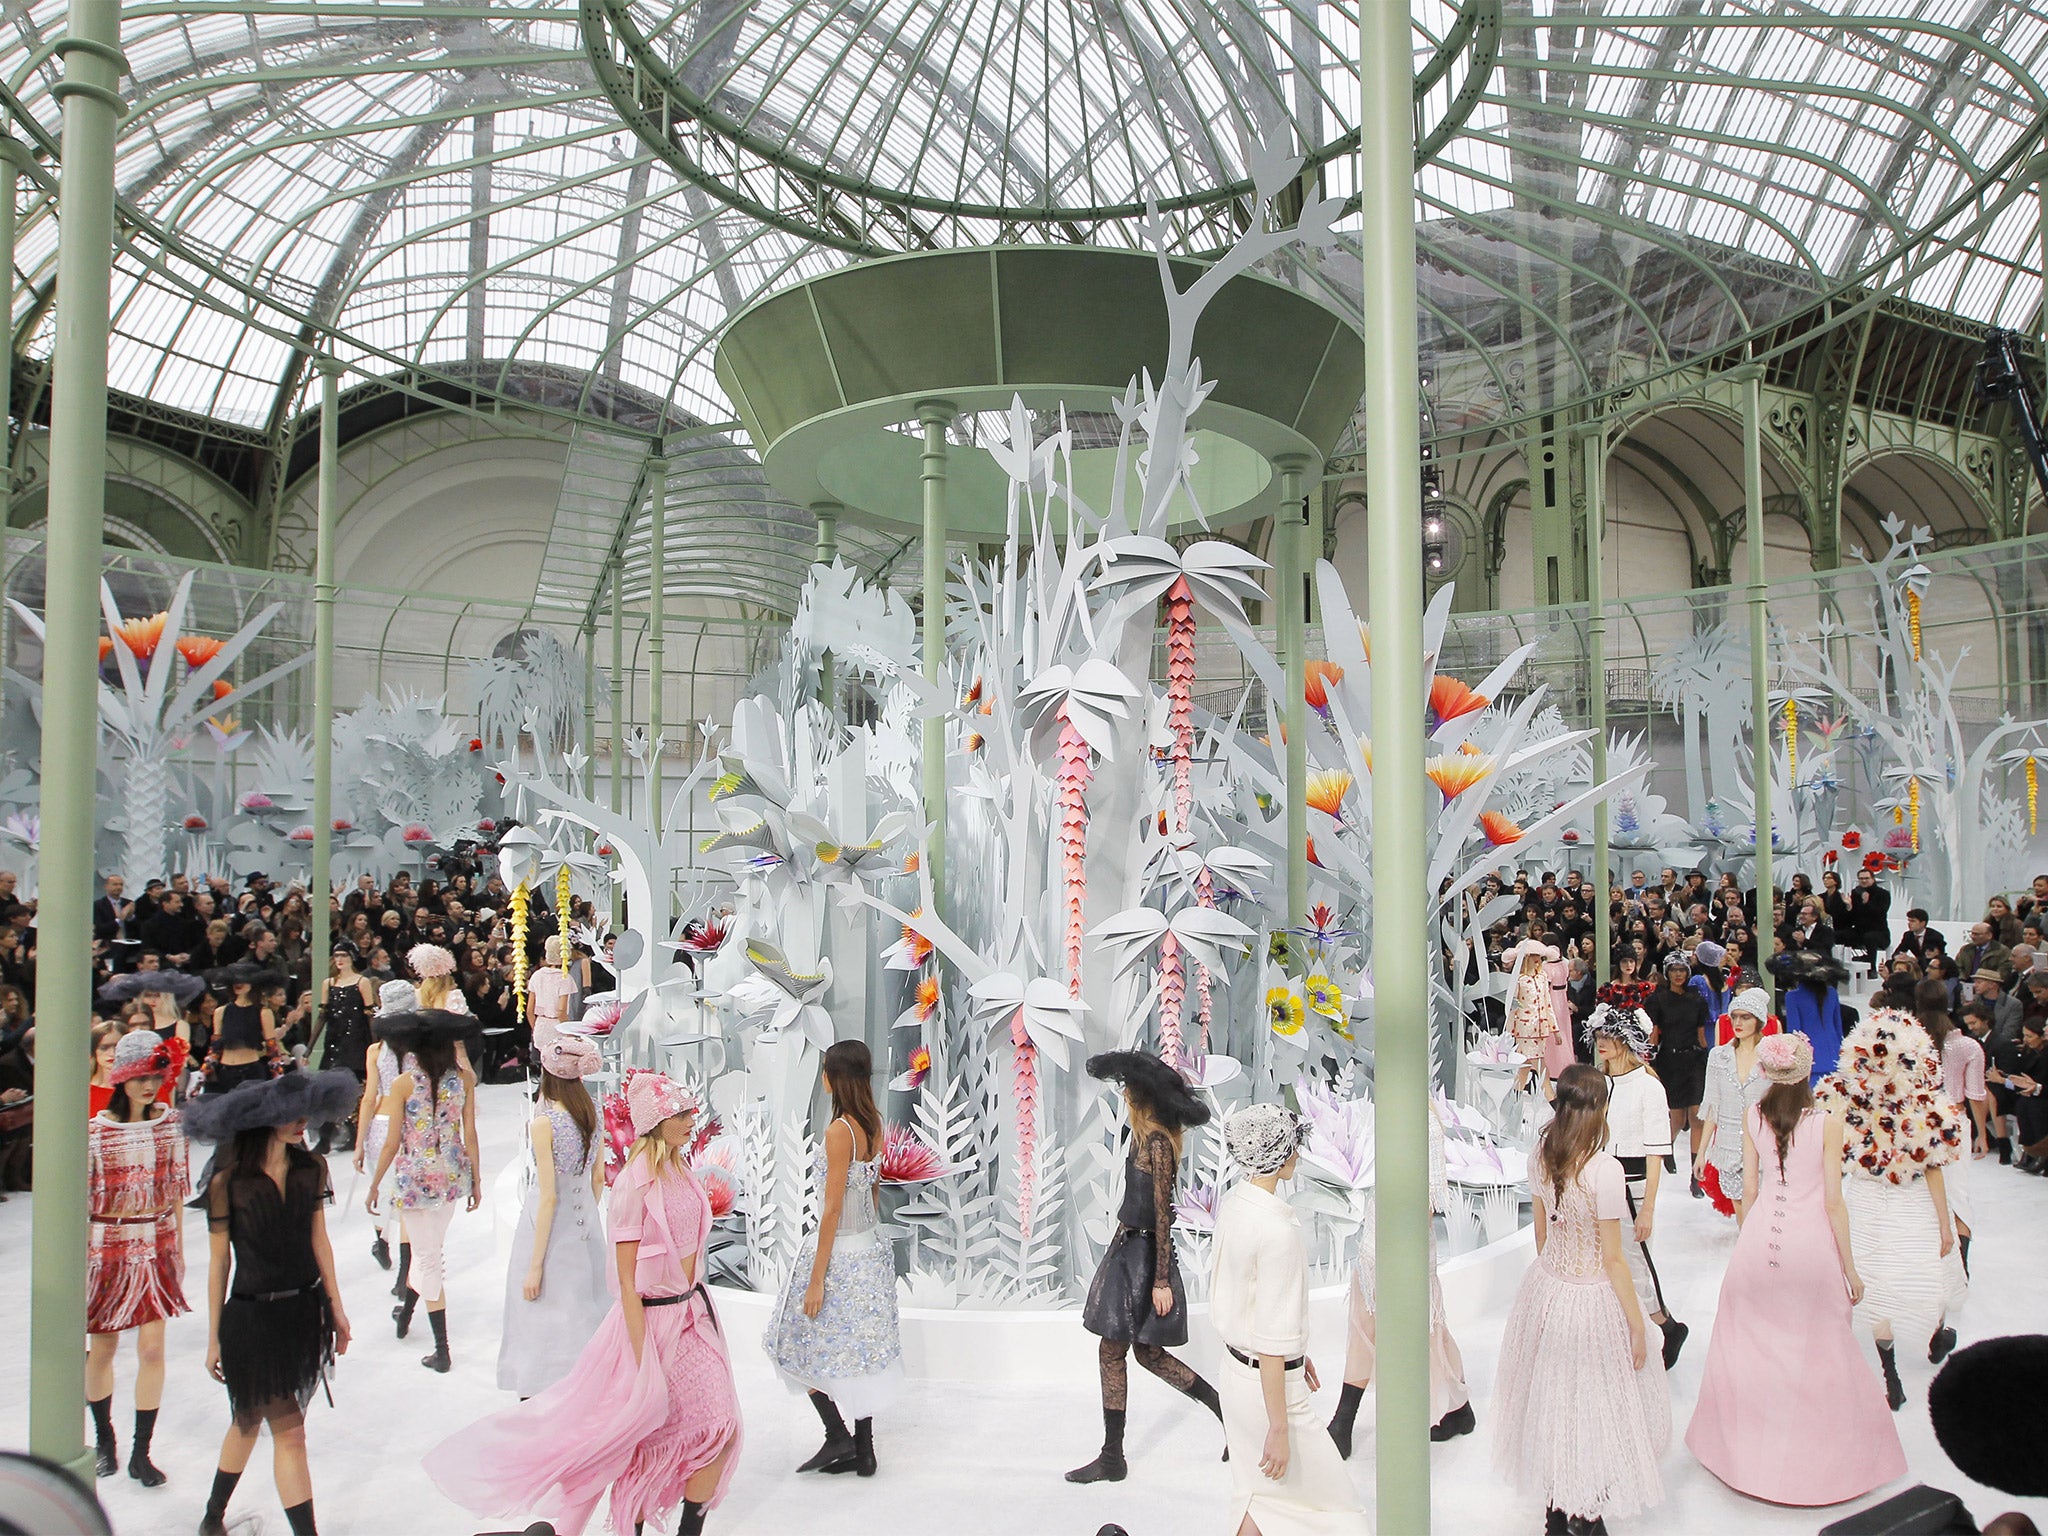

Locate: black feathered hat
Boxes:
[205,962,287,999]
[370,1007,476,1053]
[1929,1335,2048,1497]
[1767,949,1850,990]
[1086,1050,1211,1132]
[180,1069,360,1143]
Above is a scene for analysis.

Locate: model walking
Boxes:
[1067,1050,1224,1484]
[765,1039,903,1476]
[498,1019,610,1398]
[1696,988,1778,1217]
[311,944,376,1154]
[201,963,287,1093]
[409,942,469,1016]
[1921,980,1985,1275]
[353,979,415,1277]
[1505,936,1571,1090]
[365,1008,480,1372]
[1818,1009,1967,1410]
[425,1069,742,1536]
[181,1070,357,1536]
[1644,955,1710,1192]
[1771,948,1848,1082]
[1585,987,1687,1368]
[1492,1064,1669,1536]
[1327,1096,1471,1458]
[1686,1032,1905,1505]
[1211,1102,1367,1535]
[85,1030,191,1488]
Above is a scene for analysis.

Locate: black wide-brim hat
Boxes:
[97,969,206,1006]
[180,1068,360,1143]
[371,1007,478,1052]
[1929,1335,2048,1496]
[1086,1049,1211,1132]
[205,962,287,998]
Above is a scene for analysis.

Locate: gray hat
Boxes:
[1731,986,1772,1021]
[1694,940,1727,968]
[1662,953,1692,973]
[1223,1103,1305,1176]
[377,979,417,1015]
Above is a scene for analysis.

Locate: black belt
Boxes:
[233,1281,322,1304]
[1228,1345,1304,1371]
[637,1281,721,1333]
[1615,1155,1658,1179]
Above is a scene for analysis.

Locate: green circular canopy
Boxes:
[714,246,1362,537]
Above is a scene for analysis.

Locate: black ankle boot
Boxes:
[391,1241,411,1299]
[1997,1134,2012,1165]
[1957,1232,1971,1277]
[1065,1407,1128,1483]
[1328,1381,1366,1460]
[797,1391,856,1473]
[1430,1400,1477,1442]
[1563,1515,1608,1536]
[677,1500,708,1535]
[370,1233,391,1271]
[129,1407,165,1487]
[1929,1325,1958,1364]
[88,1395,116,1478]
[1544,1509,1567,1536]
[393,1290,417,1339]
[199,1467,242,1536]
[1659,1317,1689,1369]
[421,1308,451,1372]
[852,1417,876,1477]
[1877,1341,1906,1411]
[311,1125,332,1156]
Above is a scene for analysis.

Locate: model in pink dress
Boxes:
[1505,938,1574,1083]
[1687,1039,1905,1505]
[425,1071,741,1536]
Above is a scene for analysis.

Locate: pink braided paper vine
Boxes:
[1194,865,1216,1052]
[1011,1008,1040,1237]
[1165,576,1196,834]
[1056,707,1093,997]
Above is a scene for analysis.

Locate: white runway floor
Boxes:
[5,1082,2046,1536]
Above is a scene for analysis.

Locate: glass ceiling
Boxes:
[0,1,2042,453]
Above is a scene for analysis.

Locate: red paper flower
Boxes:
[177,636,225,668]
[1840,830,1862,851]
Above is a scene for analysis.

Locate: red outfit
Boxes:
[86,1107,190,1333]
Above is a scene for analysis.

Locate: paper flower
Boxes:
[1266,985,1306,1036]
[331,818,354,833]
[1304,659,1344,715]
[211,679,234,701]
[1174,1183,1221,1231]
[1306,769,1353,819]
[890,1045,933,1093]
[1428,674,1489,725]
[1840,830,1862,851]
[97,637,112,663]
[879,1122,949,1183]
[176,635,225,668]
[477,818,498,833]
[1480,809,1523,846]
[1303,972,1345,1020]
[182,814,209,831]
[237,792,274,812]
[903,850,921,873]
[287,824,315,843]
[916,975,940,1020]
[1426,752,1494,799]
[679,915,729,953]
[110,613,166,660]
[883,909,936,969]
[401,823,435,844]
[1289,902,1356,954]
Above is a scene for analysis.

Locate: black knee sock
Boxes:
[1102,1405,1127,1457]
[205,1467,242,1520]
[1184,1374,1223,1421]
[392,1242,412,1296]
[87,1394,114,1448]
[1329,1381,1365,1435]
[428,1309,449,1349]
[1958,1232,1971,1275]
[678,1498,708,1535]
[132,1406,158,1458]
[284,1497,317,1536]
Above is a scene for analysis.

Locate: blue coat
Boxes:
[1782,984,1843,1082]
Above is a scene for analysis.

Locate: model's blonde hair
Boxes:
[416,974,457,1010]
[632,1128,688,1174]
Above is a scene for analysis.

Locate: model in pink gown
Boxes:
[424,1151,742,1534]
[1686,1106,1904,1505]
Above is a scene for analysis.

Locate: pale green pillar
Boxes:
[581,615,596,797]
[1276,457,1310,932]
[919,403,955,900]
[0,138,23,734]
[32,2,125,1481]
[1583,426,1611,982]
[609,556,623,929]
[1359,1,1432,1526]
[813,501,840,709]
[1741,368,1773,917]
[308,357,344,1046]
[646,463,665,821]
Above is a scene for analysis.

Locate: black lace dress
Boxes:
[1080,1132,1188,1347]
[318,978,370,1079]
[206,1146,336,1426]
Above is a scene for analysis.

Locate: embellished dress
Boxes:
[1082,1131,1189,1347]
[498,1101,612,1397]
[86,1106,190,1333]
[205,1147,337,1426]
[1491,1152,1670,1522]
[764,1118,904,1418]
[318,977,371,1080]
[390,1061,474,1304]
[1687,1108,1904,1504]
[1509,964,1573,1080]
[1698,1041,1769,1216]
[425,1153,742,1536]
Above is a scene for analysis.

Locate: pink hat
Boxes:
[533,1019,601,1081]
[407,943,456,979]
[622,1068,699,1138]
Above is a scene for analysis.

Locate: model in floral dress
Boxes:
[1492,1064,1669,1533]
[766,1042,903,1476]
[1505,938,1572,1086]
[425,1070,741,1536]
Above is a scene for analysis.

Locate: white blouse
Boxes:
[1209,1180,1309,1358]
[1601,1066,1673,1159]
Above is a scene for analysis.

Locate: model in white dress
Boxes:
[1587,994,1687,1367]
[498,1091,611,1397]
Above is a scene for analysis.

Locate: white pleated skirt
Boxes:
[1844,1173,1967,1343]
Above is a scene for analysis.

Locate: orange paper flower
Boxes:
[97,637,113,662]
[211,679,234,701]
[1304,660,1345,713]
[1306,769,1353,818]
[1428,674,1489,724]
[916,976,941,1020]
[1426,752,1494,799]
[1480,810,1523,846]
[111,613,167,661]
[177,635,225,668]
[901,911,934,967]
[903,850,921,873]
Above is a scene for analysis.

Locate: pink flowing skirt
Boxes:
[425,1290,740,1536]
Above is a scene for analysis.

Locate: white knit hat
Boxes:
[1731,986,1772,1022]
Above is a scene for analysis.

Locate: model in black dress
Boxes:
[1645,957,1711,1191]
[312,949,377,1154]
[1067,1051,1222,1485]
[201,963,290,1094]
[182,1069,357,1536]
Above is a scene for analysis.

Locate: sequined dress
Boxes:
[764,1119,904,1418]
[86,1106,190,1333]
[499,1100,613,1396]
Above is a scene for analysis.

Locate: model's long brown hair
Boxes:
[1914,978,1955,1053]
[1536,1063,1610,1207]
[1757,1078,1814,1184]
[822,1039,883,1152]
[538,1070,597,1159]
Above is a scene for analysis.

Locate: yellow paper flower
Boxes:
[1306,769,1353,818]
[1266,986,1305,1036]
[1303,972,1344,1020]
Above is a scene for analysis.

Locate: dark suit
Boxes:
[92,896,130,944]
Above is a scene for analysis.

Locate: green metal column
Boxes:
[814,501,839,709]
[609,555,623,929]
[581,615,596,797]
[1583,426,1611,981]
[1741,368,1773,919]
[31,1,125,1481]
[0,138,22,732]
[309,357,344,1047]
[1276,457,1310,931]
[1359,2,1431,1527]
[646,461,665,822]
[919,403,955,902]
